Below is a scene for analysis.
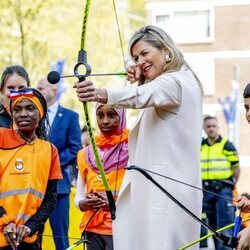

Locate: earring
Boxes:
[165,55,171,63]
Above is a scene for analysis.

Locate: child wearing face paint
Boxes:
[236,83,250,250]
[74,104,129,250]
[0,88,62,250]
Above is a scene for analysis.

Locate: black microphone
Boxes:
[47,71,61,84]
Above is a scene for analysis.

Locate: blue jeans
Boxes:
[203,185,235,250]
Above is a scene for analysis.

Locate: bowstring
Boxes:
[78,0,110,247]
[39,233,80,240]
[111,0,128,201]
[38,233,88,250]
[136,167,238,203]
[112,0,127,75]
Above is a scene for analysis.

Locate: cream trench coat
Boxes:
[108,66,203,250]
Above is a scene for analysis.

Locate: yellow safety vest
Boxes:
[200,138,237,180]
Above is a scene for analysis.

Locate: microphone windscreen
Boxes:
[47,71,60,84]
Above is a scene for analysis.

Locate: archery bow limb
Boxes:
[75,0,116,220]
[178,217,250,250]
[65,238,91,250]
[126,166,239,249]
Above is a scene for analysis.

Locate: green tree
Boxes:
[0,0,146,126]
[0,0,53,69]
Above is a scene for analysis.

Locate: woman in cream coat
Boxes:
[75,25,203,250]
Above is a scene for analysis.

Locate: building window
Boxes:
[149,2,214,44]
[156,15,170,29]
[174,10,210,42]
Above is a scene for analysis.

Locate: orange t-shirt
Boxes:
[0,128,62,180]
[0,128,62,246]
[77,149,125,235]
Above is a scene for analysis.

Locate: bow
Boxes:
[126,165,242,249]
[39,234,90,250]
[65,238,90,250]
[47,1,127,248]
[73,0,128,222]
[74,0,116,220]
[45,0,128,249]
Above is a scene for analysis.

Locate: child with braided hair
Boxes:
[0,88,62,250]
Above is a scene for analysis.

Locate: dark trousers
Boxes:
[49,193,70,250]
[84,232,113,250]
[0,240,40,250]
[203,185,235,250]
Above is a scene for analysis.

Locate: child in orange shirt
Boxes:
[74,104,129,250]
[0,88,62,250]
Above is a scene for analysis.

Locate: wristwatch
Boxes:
[0,206,6,217]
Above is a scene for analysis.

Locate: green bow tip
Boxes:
[178,217,250,249]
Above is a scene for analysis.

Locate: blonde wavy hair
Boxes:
[128,25,202,89]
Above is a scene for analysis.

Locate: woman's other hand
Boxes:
[125,58,143,84]
[126,65,143,85]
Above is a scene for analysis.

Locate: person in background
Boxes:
[74,25,203,249]
[0,88,62,250]
[74,104,129,250]
[71,126,90,187]
[243,83,250,125]
[36,78,81,250]
[0,65,30,128]
[200,115,240,250]
[81,125,90,148]
[236,83,250,250]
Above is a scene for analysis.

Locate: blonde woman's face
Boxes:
[131,40,167,81]
[1,74,28,108]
